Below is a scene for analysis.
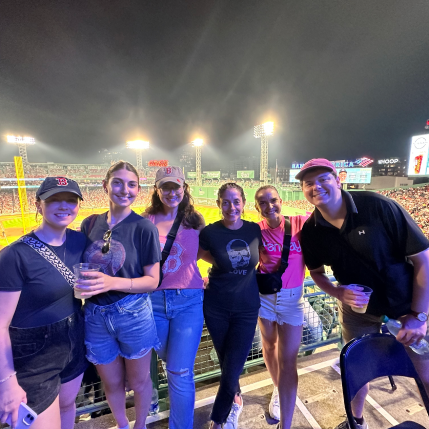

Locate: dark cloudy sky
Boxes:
[1,0,429,168]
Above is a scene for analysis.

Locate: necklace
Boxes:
[48,239,67,264]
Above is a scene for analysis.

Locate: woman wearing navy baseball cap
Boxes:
[0,176,88,429]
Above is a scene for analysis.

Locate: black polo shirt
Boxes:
[301,190,429,318]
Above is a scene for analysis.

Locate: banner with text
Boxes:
[237,170,255,179]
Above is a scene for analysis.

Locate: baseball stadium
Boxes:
[1,152,429,429]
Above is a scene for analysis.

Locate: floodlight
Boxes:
[7,135,35,144]
[6,135,36,164]
[192,138,204,147]
[126,140,150,150]
[126,140,150,171]
[191,139,204,185]
[254,122,274,184]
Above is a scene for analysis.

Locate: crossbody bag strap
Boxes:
[18,235,75,287]
[160,212,184,267]
[278,216,292,275]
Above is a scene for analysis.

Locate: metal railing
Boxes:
[75,279,341,417]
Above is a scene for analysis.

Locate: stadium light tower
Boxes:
[253,122,274,184]
[192,139,204,186]
[7,135,35,165]
[126,140,149,171]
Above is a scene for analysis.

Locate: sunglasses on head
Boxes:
[102,230,112,254]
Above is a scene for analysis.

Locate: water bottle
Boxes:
[149,387,159,415]
[381,315,429,355]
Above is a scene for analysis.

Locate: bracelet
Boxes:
[129,278,133,292]
[0,371,17,384]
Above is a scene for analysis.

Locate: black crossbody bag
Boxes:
[158,213,184,287]
[256,216,292,295]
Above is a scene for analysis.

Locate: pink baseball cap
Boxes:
[155,166,185,187]
[295,158,338,181]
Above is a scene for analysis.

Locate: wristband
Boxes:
[0,371,17,384]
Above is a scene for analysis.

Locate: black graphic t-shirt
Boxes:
[0,229,86,328]
[199,220,262,311]
[81,211,161,306]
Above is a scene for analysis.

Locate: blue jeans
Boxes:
[83,294,159,365]
[203,302,259,425]
[151,289,204,429]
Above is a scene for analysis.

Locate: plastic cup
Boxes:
[347,284,373,313]
[73,263,100,299]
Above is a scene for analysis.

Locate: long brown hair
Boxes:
[145,182,202,229]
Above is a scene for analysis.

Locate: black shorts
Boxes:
[10,311,88,414]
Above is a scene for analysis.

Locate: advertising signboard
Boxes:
[187,172,197,179]
[237,170,255,179]
[408,134,429,176]
[148,160,168,167]
[289,168,372,184]
[203,171,221,179]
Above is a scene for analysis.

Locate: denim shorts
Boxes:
[83,293,160,365]
[259,285,305,326]
[10,311,88,415]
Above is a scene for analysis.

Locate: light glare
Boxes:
[263,122,274,136]
[7,135,36,145]
[192,138,204,147]
[126,140,150,150]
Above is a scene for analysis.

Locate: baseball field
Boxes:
[0,204,307,276]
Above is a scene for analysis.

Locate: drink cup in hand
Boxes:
[73,263,101,299]
[347,284,373,313]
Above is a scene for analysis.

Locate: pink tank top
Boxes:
[258,215,309,289]
[147,215,203,290]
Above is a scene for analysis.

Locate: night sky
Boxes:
[1,0,429,168]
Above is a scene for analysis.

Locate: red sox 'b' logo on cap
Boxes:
[56,177,68,186]
[166,167,172,175]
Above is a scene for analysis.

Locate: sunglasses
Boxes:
[102,230,112,254]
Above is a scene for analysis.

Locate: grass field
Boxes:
[0,204,307,276]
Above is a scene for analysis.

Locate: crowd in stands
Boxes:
[0,188,152,214]
[378,185,429,238]
[283,199,314,212]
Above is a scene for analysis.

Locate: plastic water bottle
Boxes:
[149,387,159,415]
[381,315,429,355]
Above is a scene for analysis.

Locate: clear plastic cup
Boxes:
[347,284,373,313]
[73,263,100,299]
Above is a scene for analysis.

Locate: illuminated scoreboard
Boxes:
[289,167,372,184]
[408,134,429,176]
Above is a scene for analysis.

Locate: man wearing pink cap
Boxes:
[297,159,429,429]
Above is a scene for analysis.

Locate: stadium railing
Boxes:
[74,277,341,417]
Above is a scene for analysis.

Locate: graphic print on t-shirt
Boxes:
[162,242,184,274]
[262,238,302,255]
[226,239,251,273]
[84,239,126,276]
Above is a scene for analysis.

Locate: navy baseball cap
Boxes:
[36,177,84,200]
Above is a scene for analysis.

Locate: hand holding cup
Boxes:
[73,263,101,299]
[345,284,373,313]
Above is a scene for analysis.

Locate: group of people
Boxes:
[0,158,428,429]
[379,185,429,239]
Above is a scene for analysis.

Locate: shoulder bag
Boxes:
[256,216,291,295]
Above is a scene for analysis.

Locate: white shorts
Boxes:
[259,285,305,326]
